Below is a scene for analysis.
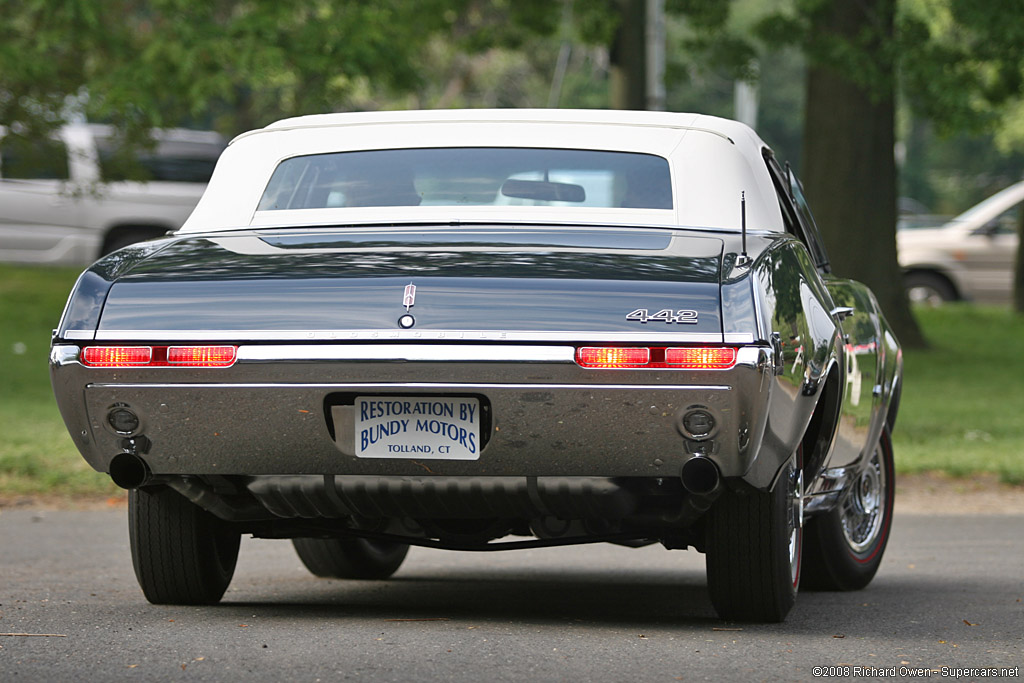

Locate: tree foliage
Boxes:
[678,0,1024,331]
[1,0,568,136]
[776,0,1024,319]
[3,0,1023,317]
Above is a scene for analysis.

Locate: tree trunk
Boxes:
[800,0,926,347]
[610,0,646,109]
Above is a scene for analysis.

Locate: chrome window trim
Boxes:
[92,329,753,344]
[64,330,95,340]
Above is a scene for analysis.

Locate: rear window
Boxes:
[256,148,673,211]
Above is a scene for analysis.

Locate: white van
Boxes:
[0,124,225,265]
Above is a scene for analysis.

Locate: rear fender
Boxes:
[739,236,840,491]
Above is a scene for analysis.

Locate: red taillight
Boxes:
[665,347,737,369]
[167,346,237,367]
[81,345,237,368]
[576,347,650,368]
[575,346,737,370]
[81,346,152,367]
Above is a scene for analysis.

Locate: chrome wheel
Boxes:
[788,467,804,584]
[802,428,895,591]
[840,444,886,554]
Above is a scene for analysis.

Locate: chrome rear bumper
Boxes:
[51,343,779,485]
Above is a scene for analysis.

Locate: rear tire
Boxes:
[128,487,241,605]
[705,454,803,622]
[292,537,409,580]
[802,428,895,591]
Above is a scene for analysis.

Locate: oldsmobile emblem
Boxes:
[403,283,416,311]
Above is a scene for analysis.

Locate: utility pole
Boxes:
[645,0,665,111]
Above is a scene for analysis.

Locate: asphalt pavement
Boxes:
[0,507,1021,681]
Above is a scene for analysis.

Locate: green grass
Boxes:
[892,304,1024,484]
[0,263,1021,497]
[0,264,121,497]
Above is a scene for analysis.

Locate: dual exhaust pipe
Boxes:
[109,452,156,490]
[680,455,721,496]
[657,455,722,526]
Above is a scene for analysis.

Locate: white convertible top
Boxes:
[180,109,784,234]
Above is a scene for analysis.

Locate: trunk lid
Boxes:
[96,227,725,340]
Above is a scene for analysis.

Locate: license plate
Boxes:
[354,396,481,460]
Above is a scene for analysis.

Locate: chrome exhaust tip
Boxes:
[680,456,721,496]
[108,453,153,489]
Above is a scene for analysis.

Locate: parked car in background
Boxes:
[898,180,1023,305]
[50,109,902,623]
[0,123,225,265]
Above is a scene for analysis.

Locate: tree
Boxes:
[610,0,647,109]
[6,0,1021,317]
[750,0,1024,341]
[0,0,561,137]
[796,0,925,345]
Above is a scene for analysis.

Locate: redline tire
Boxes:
[292,537,409,580]
[128,487,241,605]
[802,427,895,591]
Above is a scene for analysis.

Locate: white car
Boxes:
[898,180,1023,304]
[0,123,225,265]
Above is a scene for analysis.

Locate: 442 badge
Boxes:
[626,308,699,324]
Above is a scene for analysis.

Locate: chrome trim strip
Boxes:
[64,330,95,340]
[751,279,769,341]
[188,223,780,239]
[804,466,853,515]
[50,345,81,366]
[89,381,733,392]
[93,329,749,343]
[55,270,88,337]
[734,346,764,366]
[238,344,574,363]
[238,345,769,364]
[724,333,757,344]
[803,491,842,515]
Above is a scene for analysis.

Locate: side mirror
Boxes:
[973,219,1000,237]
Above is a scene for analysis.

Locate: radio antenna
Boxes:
[737,191,751,267]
